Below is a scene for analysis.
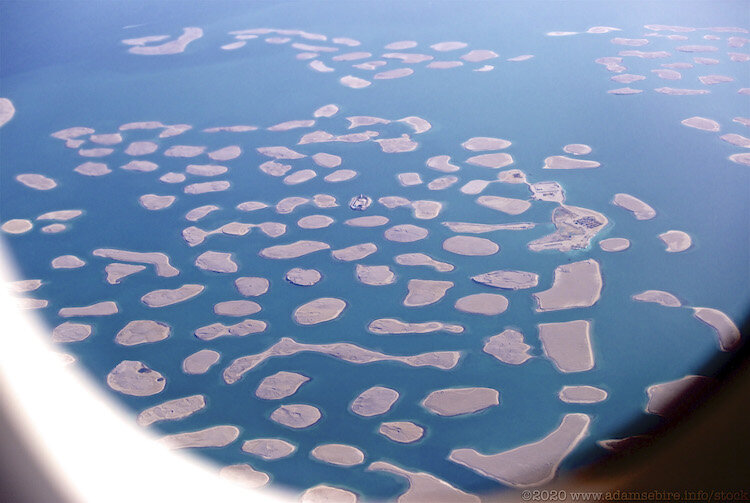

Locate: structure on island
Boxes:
[349,194,372,211]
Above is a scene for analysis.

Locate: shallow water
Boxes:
[1,1,749,500]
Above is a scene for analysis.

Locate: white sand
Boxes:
[427,176,458,190]
[652,68,682,80]
[141,284,204,307]
[324,169,357,182]
[16,174,57,190]
[1,219,32,234]
[160,425,240,449]
[236,201,267,212]
[75,162,111,176]
[313,194,338,208]
[534,259,602,311]
[195,251,238,273]
[563,144,592,155]
[286,268,322,286]
[214,300,261,317]
[356,265,395,286]
[472,270,538,290]
[442,235,499,256]
[309,60,334,72]
[398,116,431,134]
[194,319,266,340]
[311,444,365,466]
[300,485,357,503]
[242,438,296,460]
[235,277,269,296]
[466,152,514,169]
[93,249,179,277]
[350,387,399,416]
[403,279,453,307]
[384,224,428,243]
[645,375,712,416]
[428,61,463,69]
[395,253,453,272]
[293,297,346,325]
[0,97,15,127]
[658,230,692,252]
[105,264,145,284]
[139,194,175,210]
[223,337,461,384]
[462,137,511,151]
[260,240,329,259]
[58,301,118,317]
[375,134,418,153]
[283,169,317,185]
[426,155,460,172]
[374,68,414,80]
[332,243,377,261]
[611,74,646,84]
[367,461,479,503]
[256,371,310,400]
[312,152,342,168]
[612,193,656,219]
[461,49,498,62]
[632,290,682,307]
[259,161,291,177]
[379,422,424,443]
[8,279,43,293]
[483,329,532,365]
[539,320,594,372]
[270,404,321,429]
[297,215,334,230]
[128,27,202,55]
[121,160,158,172]
[699,74,734,85]
[654,87,710,95]
[410,200,443,219]
[164,145,205,158]
[382,52,433,63]
[203,125,257,133]
[218,464,269,490]
[340,75,372,89]
[422,388,499,416]
[36,210,82,221]
[187,164,228,177]
[40,224,64,234]
[477,195,531,215]
[115,320,170,346]
[607,87,643,95]
[368,319,463,335]
[449,414,591,488]
[729,153,750,166]
[78,148,113,158]
[184,180,230,194]
[455,293,509,315]
[107,360,165,396]
[257,146,306,159]
[385,41,417,50]
[544,155,600,169]
[51,255,85,269]
[346,215,389,227]
[692,307,741,351]
[182,349,220,375]
[137,395,205,426]
[720,133,750,148]
[160,172,185,183]
[51,322,92,343]
[559,386,607,404]
[599,237,630,252]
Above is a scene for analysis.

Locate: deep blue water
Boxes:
[1,1,749,500]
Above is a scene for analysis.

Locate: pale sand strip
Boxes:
[160,425,240,449]
[422,388,499,416]
[137,395,205,426]
[533,259,602,311]
[538,320,594,373]
[367,461,480,502]
[223,338,461,384]
[449,414,591,488]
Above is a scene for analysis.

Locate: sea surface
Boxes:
[1,1,749,500]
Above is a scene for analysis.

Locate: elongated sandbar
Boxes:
[223,337,461,384]
[449,414,591,487]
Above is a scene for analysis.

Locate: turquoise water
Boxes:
[1,1,749,500]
